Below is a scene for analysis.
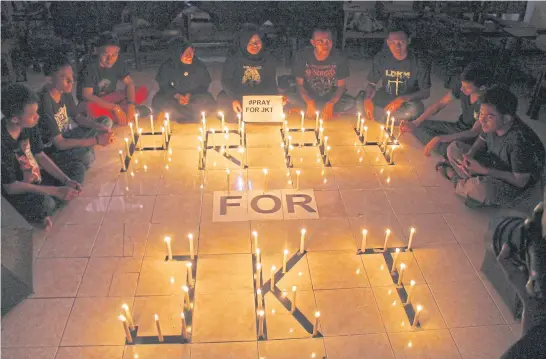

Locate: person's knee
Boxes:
[446,141,463,163]
[67,161,87,183]
[98,116,113,130]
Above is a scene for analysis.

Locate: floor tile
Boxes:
[426,186,468,213]
[413,244,478,284]
[53,197,110,225]
[374,165,423,189]
[1,348,57,359]
[132,295,185,336]
[290,166,338,190]
[247,147,287,169]
[307,251,370,289]
[157,170,204,194]
[112,170,161,196]
[105,196,156,224]
[450,325,516,359]
[79,171,118,198]
[203,169,248,193]
[340,189,393,217]
[145,222,200,257]
[135,259,189,296]
[314,288,384,336]
[247,168,293,191]
[264,290,317,339]
[249,220,303,254]
[385,188,438,215]
[443,210,491,244]
[31,258,87,298]
[313,190,347,217]
[362,253,399,287]
[38,224,100,258]
[55,346,124,359]
[333,166,382,190]
[190,342,258,359]
[328,145,370,167]
[348,214,406,249]
[77,257,120,297]
[123,344,190,359]
[388,329,462,359]
[480,276,519,325]
[263,254,313,292]
[324,333,395,359]
[1,298,74,347]
[396,214,457,248]
[198,222,250,254]
[195,254,254,294]
[108,272,139,297]
[301,218,356,251]
[258,338,326,359]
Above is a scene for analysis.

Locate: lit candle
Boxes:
[119,315,133,343]
[282,249,288,273]
[324,136,329,149]
[135,112,140,130]
[226,169,231,193]
[361,229,368,251]
[406,280,416,305]
[256,263,262,288]
[287,135,292,148]
[138,128,143,150]
[412,305,423,327]
[182,285,190,310]
[312,311,320,336]
[256,248,261,264]
[295,169,301,190]
[219,111,225,129]
[397,263,406,286]
[300,111,305,130]
[386,111,391,130]
[378,125,385,142]
[186,262,193,287]
[263,168,268,192]
[188,233,194,259]
[198,146,203,167]
[154,314,164,342]
[383,229,391,251]
[359,119,365,137]
[291,285,297,313]
[390,116,395,134]
[129,122,134,143]
[391,248,401,274]
[123,138,131,157]
[237,113,242,131]
[356,112,361,131]
[300,228,306,253]
[408,227,416,250]
[257,288,263,310]
[283,120,288,134]
[363,126,368,145]
[270,265,276,289]
[180,312,188,339]
[119,150,126,171]
[163,236,173,260]
[150,114,154,134]
[257,309,265,338]
[325,146,331,165]
[122,304,135,330]
[315,111,319,131]
[201,112,207,133]
[166,113,171,134]
[252,231,259,250]
[390,144,397,165]
[239,146,245,168]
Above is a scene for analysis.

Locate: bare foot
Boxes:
[42,216,53,231]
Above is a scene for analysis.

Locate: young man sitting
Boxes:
[400,62,491,160]
[445,86,545,208]
[39,53,114,170]
[1,84,84,230]
[361,24,431,124]
[77,32,147,125]
[288,26,355,121]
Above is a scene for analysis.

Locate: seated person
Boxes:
[152,38,215,123]
[218,24,279,121]
[361,24,431,124]
[77,32,147,125]
[39,53,114,171]
[1,84,84,230]
[288,26,354,121]
[400,62,491,159]
[445,86,545,208]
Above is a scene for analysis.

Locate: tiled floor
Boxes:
[6,56,545,358]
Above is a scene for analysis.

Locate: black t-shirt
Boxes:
[38,89,78,151]
[480,117,545,183]
[293,47,350,102]
[368,48,431,103]
[1,120,44,186]
[77,56,130,100]
[451,83,481,129]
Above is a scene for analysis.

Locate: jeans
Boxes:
[283,90,356,114]
[412,120,473,157]
[356,89,425,124]
[152,92,216,123]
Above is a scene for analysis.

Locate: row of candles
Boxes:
[119,305,190,343]
[354,111,400,165]
[361,227,416,252]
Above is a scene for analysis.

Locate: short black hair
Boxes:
[312,26,334,39]
[1,84,39,118]
[43,52,71,76]
[482,85,518,116]
[97,31,120,49]
[387,22,410,37]
[460,62,491,88]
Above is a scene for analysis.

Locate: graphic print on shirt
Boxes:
[385,69,410,96]
[54,104,70,133]
[242,65,262,87]
[97,78,112,95]
[305,63,337,97]
[14,139,41,184]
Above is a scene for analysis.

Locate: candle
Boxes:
[226,169,231,193]
[154,314,164,342]
[390,144,397,164]
[138,128,143,150]
[386,111,391,130]
[252,231,259,250]
[166,113,171,134]
[383,229,391,251]
[124,138,131,157]
[256,248,261,264]
[291,285,297,312]
[198,146,203,167]
[320,127,325,145]
[361,229,368,251]
[180,312,188,339]
[257,309,265,338]
[182,285,190,310]
[412,305,423,327]
[187,262,194,287]
[121,304,135,330]
[391,248,400,274]
[270,265,276,289]
[406,280,416,305]
[359,119,365,137]
[219,111,225,129]
[165,120,170,141]
[256,263,262,288]
[119,315,133,343]
[295,170,301,190]
[300,228,306,253]
[408,227,416,250]
[263,168,268,192]
[201,112,206,133]
[300,111,304,130]
[161,127,166,148]
[129,122,134,143]
[282,249,288,273]
[163,236,173,260]
[188,233,194,259]
[119,150,126,171]
[284,120,288,134]
[239,146,245,168]
[397,263,406,286]
[312,311,320,336]
[237,113,242,131]
[390,116,395,134]
[315,111,319,131]
[325,146,331,165]
[150,114,155,134]
[363,126,368,145]
[356,112,361,131]
[324,136,329,149]
[287,135,292,149]
[135,112,139,130]
[257,288,263,310]
[378,125,385,142]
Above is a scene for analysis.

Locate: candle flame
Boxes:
[284,249,289,255]
[416,305,423,312]
[258,310,265,316]
[362,229,368,234]
[252,231,258,237]
[124,137,128,142]
[257,289,262,295]
[408,340,413,348]
[263,168,268,175]
[272,265,276,271]
[315,311,321,317]
[218,111,223,116]
[296,170,301,175]
[410,227,416,233]
[119,315,127,321]
[188,233,193,240]
[292,285,297,292]
[119,150,123,155]
[186,262,192,268]
[182,285,189,293]
[395,248,400,253]
[410,280,416,286]
[386,229,391,235]
[364,126,368,131]
[400,263,406,270]
[154,314,159,320]
[300,111,304,116]
[301,228,306,234]
[122,304,129,310]
[181,312,185,319]
[164,236,171,243]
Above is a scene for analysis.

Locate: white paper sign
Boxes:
[242,95,284,123]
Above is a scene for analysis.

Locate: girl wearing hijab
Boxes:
[218,24,279,120]
[153,38,215,122]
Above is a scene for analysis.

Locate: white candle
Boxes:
[121,304,135,330]
[363,126,368,145]
[263,168,268,192]
[359,119,365,137]
[180,312,188,339]
[251,230,259,250]
[201,112,206,133]
[378,125,385,142]
[356,112,361,131]
[283,120,288,134]
[138,128,143,150]
[315,111,319,131]
[256,248,261,264]
[129,122,134,143]
[383,229,391,251]
[390,144,397,165]
[325,146,331,165]
[287,135,292,148]
[166,113,171,134]
[182,285,190,310]
[257,309,265,338]
[198,146,203,167]
[270,265,276,289]
[257,288,263,310]
[256,263,262,288]
[150,114,154,134]
[386,111,391,130]
[296,170,301,190]
[135,112,139,130]
[237,113,242,131]
[282,249,288,273]
[119,150,126,171]
[291,285,297,312]
[412,305,423,327]
[124,138,131,157]
[161,127,166,148]
[300,111,305,130]
[187,233,194,259]
[406,280,416,304]
[300,228,306,253]
[324,136,329,149]
[390,116,395,134]
[226,169,231,193]
[186,262,193,287]
[219,111,225,129]
[164,236,173,260]
[408,227,416,250]
[391,248,400,274]
[154,314,164,342]
[119,315,133,343]
[312,311,320,336]
[397,263,406,286]
[239,146,245,168]
[361,229,368,250]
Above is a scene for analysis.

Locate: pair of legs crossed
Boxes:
[284,90,356,115]
[152,92,216,123]
[356,89,424,124]
[85,86,148,123]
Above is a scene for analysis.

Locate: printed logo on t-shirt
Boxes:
[97,78,112,95]
[54,104,70,133]
[384,69,410,96]
[14,139,41,184]
[242,66,262,86]
[304,63,337,97]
